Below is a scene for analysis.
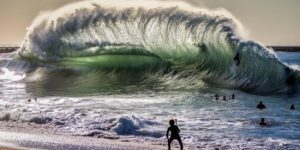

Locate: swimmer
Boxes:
[256,101,266,110]
[222,96,227,101]
[259,118,267,126]
[231,94,235,100]
[290,104,295,110]
[214,94,219,100]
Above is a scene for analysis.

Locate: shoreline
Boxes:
[0,121,166,150]
[0,146,20,150]
[1,120,299,150]
[0,130,166,150]
[0,120,201,150]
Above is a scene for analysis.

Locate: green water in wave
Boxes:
[60,54,164,70]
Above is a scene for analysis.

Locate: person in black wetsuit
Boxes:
[222,96,227,101]
[256,101,266,110]
[290,104,295,110]
[214,94,219,100]
[166,119,183,150]
[231,94,235,100]
[285,67,297,96]
[259,118,267,126]
[233,53,240,66]
[256,101,267,126]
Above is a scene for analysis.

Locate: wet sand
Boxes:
[0,130,165,150]
[0,147,21,150]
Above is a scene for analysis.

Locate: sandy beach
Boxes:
[0,130,165,150]
[0,146,20,150]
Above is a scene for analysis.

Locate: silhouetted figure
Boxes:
[222,96,227,101]
[256,101,266,110]
[259,118,267,126]
[285,67,297,96]
[231,94,235,100]
[290,104,295,110]
[34,98,37,101]
[233,53,240,66]
[214,94,219,100]
[27,99,31,103]
[198,44,207,52]
[166,119,183,150]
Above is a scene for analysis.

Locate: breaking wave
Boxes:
[5,0,300,94]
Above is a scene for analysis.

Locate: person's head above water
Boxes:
[215,94,219,99]
[290,104,295,110]
[259,118,267,126]
[257,101,266,109]
[169,119,175,126]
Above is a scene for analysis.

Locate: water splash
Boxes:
[6,0,299,94]
[0,68,25,81]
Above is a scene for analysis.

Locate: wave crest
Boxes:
[11,0,300,94]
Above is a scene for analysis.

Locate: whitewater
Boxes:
[1,0,300,149]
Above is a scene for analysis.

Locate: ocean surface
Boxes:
[0,51,299,149]
[1,1,300,149]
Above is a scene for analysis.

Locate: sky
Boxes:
[0,0,299,46]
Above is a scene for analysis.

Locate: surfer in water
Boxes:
[259,118,267,126]
[256,101,267,126]
[233,53,240,66]
[231,94,235,100]
[166,119,183,150]
[290,104,295,110]
[256,101,266,110]
[214,94,219,100]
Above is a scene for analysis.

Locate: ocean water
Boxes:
[1,0,300,149]
[0,52,299,149]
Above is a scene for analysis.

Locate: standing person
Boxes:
[166,119,183,150]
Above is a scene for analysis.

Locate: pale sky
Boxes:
[0,0,299,46]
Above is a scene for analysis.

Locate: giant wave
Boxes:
[7,0,300,94]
